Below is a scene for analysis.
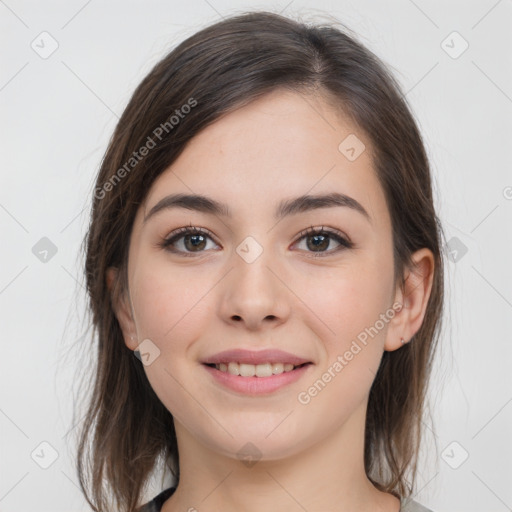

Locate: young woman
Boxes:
[76,10,445,512]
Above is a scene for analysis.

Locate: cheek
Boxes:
[131,261,214,343]
[129,265,213,418]
[294,273,389,418]
[296,263,394,403]
[299,265,390,341]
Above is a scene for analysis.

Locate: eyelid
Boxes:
[166,224,217,242]
[294,225,352,245]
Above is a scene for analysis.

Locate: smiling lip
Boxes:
[201,349,311,366]
[201,349,313,395]
[203,362,313,395]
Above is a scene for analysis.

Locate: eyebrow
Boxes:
[143,192,372,224]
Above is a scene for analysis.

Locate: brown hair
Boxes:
[75,10,445,511]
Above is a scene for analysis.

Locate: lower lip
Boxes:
[202,363,313,395]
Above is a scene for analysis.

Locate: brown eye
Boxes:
[293,226,353,256]
[180,233,208,251]
[160,227,219,256]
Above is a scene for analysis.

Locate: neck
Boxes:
[162,401,400,512]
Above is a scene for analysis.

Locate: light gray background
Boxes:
[1,1,511,511]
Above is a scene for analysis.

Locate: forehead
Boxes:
[141,89,389,231]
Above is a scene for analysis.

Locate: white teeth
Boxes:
[256,363,273,377]
[227,362,240,375]
[272,363,283,374]
[215,362,299,376]
[239,363,255,377]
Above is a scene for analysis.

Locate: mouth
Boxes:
[202,361,313,395]
[203,361,312,377]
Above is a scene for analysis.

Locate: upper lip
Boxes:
[202,349,311,366]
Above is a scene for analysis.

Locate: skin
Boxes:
[107,88,434,512]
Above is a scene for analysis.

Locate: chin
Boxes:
[202,426,312,463]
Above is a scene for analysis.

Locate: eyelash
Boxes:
[158,224,354,258]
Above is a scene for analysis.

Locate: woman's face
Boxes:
[113,89,411,461]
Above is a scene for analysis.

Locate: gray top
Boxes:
[401,497,434,512]
[138,487,434,511]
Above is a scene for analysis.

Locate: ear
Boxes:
[106,266,138,351]
[384,248,435,352]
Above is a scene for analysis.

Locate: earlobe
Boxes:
[384,248,435,352]
[106,266,138,351]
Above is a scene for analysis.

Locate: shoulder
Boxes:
[138,489,432,512]
[400,497,435,512]
[137,486,177,512]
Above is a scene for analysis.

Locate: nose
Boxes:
[218,246,291,331]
